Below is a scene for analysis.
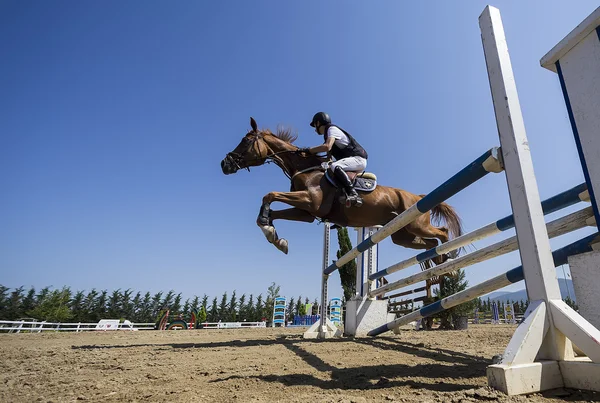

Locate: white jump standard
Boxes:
[481,6,600,395]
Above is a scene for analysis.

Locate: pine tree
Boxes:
[70,290,86,322]
[190,296,200,315]
[246,294,255,321]
[0,285,10,319]
[121,289,134,320]
[228,291,238,322]
[286,297,295,322]
[218,292,228,321]
[435,269,474,329]
[255,294,264,321]
[29,287,73,322]
[336,227,357,301]
[208,297,218,322]
[172,293,182,314]
[182,299,190,317]
[107,289,122,318]
[265,283,280,323]
[298,297,307,316]
[21,287,36,318]
[139,292,153,322]
[150,292,163,318]
[201,294,209,313]
[197,305,207,323]
[131,292,142,322]
[83,289,98,322]
[92,290,108,322]
[6,286,25,320]
[162,291,175,310]
[238,294,247,321]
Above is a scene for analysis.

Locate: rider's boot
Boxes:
[333,166,363,208]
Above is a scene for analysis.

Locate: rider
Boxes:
[298,112,368,207]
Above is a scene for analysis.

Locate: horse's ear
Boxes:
[250,117,258,132]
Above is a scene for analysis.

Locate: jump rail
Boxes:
[385,286,428,300]
[369,183,589,281]
[323,147,503,275]
[370,206,594,297]
[368,232,600,336]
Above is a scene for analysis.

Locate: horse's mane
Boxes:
[263,127,298,144]
[261,126,327,164]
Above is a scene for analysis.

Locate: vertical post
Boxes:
[540,7,600,229]
[304,222,343,339]
[355,227,380,298]
[319,223,330,331]
[480,6,561,304]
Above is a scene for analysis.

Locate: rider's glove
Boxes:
[297,147,311,154]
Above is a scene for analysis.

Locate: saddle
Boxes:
[324,168,378,192]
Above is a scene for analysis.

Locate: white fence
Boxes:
[197,321,267,329]
[0,320,269,333]
[0,320,155,333]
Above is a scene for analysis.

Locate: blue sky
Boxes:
[1,1,598,304]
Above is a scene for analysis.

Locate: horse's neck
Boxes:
[263,135,322,177]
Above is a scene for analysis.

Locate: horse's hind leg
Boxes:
[391,223,449,265]
[404,215,454,264]
[390,229,439,250]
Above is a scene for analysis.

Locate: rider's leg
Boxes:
[331,157,367,207]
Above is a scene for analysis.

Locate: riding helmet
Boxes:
[310,112,331,127]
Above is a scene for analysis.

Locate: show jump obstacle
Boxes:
[306,6,600,396]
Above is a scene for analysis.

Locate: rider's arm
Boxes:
[308,136,335,154]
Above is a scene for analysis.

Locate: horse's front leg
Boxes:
[256,191,318,254]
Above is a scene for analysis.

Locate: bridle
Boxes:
[223,132,298,180]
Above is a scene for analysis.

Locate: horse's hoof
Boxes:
[275,239,288,254]
[260,225,276,243]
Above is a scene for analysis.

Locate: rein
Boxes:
[225,133,325,181]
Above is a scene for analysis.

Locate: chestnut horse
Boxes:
[221,118,463,261]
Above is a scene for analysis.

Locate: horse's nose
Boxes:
[221,158,233,175]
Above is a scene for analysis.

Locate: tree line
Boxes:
[0,283,317,325]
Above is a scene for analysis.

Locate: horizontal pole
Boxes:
[370,183,587,281]
[385,286,427,300]
[389,295,428,307]
[370,206,593,297]
[324,148,502,275]
[368,232,600,336]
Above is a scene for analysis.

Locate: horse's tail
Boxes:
[430,201,464,240]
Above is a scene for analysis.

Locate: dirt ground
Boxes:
[1,324,598,403]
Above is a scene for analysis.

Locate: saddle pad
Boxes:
[324,170,377,193]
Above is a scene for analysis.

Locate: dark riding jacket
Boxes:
[323,124,368,160]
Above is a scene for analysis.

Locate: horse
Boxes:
[221,117,464,262]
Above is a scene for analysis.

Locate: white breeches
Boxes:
[331,156,367,172]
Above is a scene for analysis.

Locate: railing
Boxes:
[197,321,266,329]
[0,320,270,332]
[0,320,155,333]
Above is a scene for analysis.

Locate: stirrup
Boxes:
[345,195,363,208]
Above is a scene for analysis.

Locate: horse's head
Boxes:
[221,117,285,175]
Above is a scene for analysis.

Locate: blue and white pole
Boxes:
[370,206,593,297]
[369,183,588,282]
[368,232,599,337]
[323,147,503,276]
